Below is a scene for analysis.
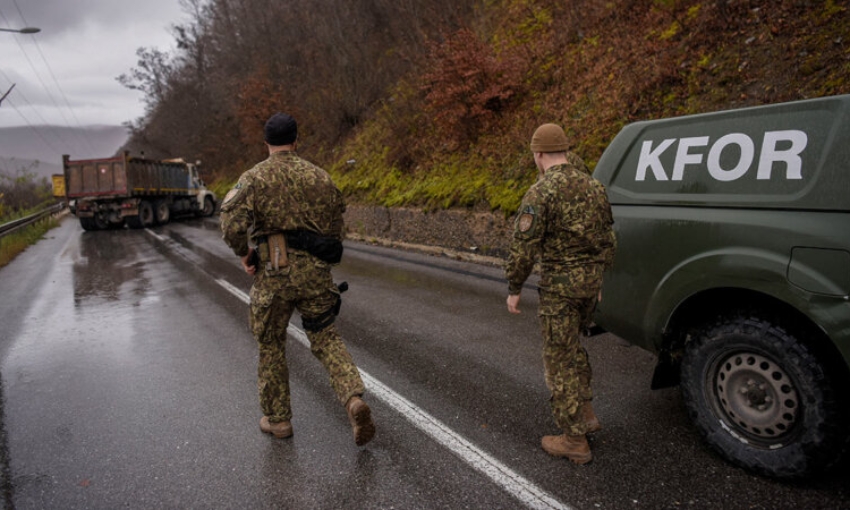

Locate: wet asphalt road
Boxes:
[0,216,847,510]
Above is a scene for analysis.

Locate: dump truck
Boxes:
[62,152,217,231]
[591,94,850,479]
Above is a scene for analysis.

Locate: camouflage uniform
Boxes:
[220,150,365,424]
[505,154,616,435]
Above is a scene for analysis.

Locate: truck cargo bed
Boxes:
[63,154,195,199]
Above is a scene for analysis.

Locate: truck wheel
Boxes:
[139,201,155,227]
[680,313,844,479]
[154,201,170,224]
[202,196,215,217]
[127,201,155,229]
[79,217,99,231]
[94,214,109,230]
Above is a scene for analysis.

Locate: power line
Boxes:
[0,96,66,157]
[0,69,75,155]
[0,9,82,150]
[7,0,97,154]
[27,41,99,155]
[0,5,96,155]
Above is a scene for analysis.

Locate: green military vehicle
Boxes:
[592,95,850,479]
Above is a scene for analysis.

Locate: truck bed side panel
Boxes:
[63,155,193,199]
[126,159,191,196]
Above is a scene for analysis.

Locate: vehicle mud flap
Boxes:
[651,348,681,389]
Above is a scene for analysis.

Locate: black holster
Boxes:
[301,282,349,333]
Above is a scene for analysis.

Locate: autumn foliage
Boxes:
[120,0,850,212]
[421,29,525,149]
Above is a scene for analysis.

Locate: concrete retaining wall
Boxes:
[344,205,515,261]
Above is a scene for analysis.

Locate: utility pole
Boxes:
[0,83,15,107]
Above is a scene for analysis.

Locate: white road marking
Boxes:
[145,230,571,508]
[215,278,572,510]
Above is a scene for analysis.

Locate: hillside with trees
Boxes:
[120,0,850,215]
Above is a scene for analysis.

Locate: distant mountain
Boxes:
[0,125,129,181]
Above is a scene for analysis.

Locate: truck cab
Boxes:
[165,158,217,217]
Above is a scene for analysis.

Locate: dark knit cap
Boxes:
[264,113,298,146]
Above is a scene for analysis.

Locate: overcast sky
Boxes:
[0,0,187,133]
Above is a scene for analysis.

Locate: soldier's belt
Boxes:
[256,230,343,265]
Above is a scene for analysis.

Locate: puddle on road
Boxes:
[5,230,168,383]
[73,231,153,305]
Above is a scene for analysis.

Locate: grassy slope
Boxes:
[326,0,850,216]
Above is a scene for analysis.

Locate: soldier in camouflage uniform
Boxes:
[220,112,375,446]
[505,123,616,464]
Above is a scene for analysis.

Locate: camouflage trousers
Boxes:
[539,293,597,436]
[249,253,365,423]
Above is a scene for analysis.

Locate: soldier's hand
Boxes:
[241,249,257,276]
[507,293,522,314]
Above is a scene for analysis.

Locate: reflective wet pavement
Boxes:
[0,217,847,509]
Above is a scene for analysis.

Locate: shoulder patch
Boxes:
[222,188,239,205]
[518,213,534,232]
[516,204,537,233]
[221,182,245,209]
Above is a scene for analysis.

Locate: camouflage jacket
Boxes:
[220,151,345,257]
[505,156,616,298]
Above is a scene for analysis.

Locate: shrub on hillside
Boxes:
[421,28,526,150]
[0,165,54,220]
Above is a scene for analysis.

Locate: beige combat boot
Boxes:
[541,433,592,464]
[346,396,376,446]
[582,401,602,434]
[260,416,293,438]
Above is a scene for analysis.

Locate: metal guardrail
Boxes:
[0,203,66,239]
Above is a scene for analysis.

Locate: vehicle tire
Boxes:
[681,313,844,479]
[154,200,170,224]
[138,201,155,227]
[79,217,99,231]
[202,196,215,217]
[93,214,109,230]
[127,201,155,229]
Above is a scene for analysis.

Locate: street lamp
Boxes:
[0,26,39,107]
[0,27,40,34]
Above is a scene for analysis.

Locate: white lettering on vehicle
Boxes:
[672,136,709,181]
[635,130,808,182]
[708,133,754,182]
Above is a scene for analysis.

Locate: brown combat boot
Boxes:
[582,401,602,434]
[346,396,376,446]
[260,416,293,438]
[541,433,592,465]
